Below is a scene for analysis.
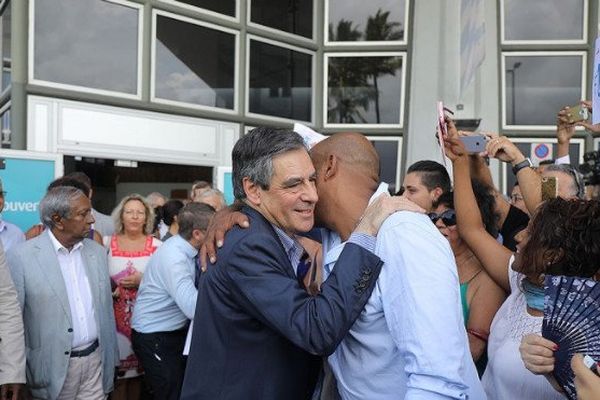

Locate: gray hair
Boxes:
[178,202,216,240]
[196,188,226,208]
[40,186,87,229]
[544,164,585,199]
[112,194,155,235]
[146,192,167,208]
[232,127,307,199]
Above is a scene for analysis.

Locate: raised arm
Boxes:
[486,136,541,215]
[444,119,513,291]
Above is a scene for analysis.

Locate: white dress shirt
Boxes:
[323,183,486,400]
[48,230,98,349]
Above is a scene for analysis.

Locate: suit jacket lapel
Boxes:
[243,206,296,280]
[35,233,72,321]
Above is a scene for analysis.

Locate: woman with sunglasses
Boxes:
[443,117,600,400]
[431,186,505,376]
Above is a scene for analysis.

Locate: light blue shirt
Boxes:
[132,234,198,333]
[0,217,25,253]
[324,183,486,400]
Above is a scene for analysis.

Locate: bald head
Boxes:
[310,132,379,180]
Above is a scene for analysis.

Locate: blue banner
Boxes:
[0,155,58,231]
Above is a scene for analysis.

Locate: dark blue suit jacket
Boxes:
[180,206,383,400]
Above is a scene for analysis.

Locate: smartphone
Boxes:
[459,135,487,153]
[583,355,600,376]
[567,104,589,123]
[541,176,558,201]
[437,101,448,139]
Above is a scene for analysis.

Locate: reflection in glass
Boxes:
[504,0,585,41]
[0,108,10,148]
[328,0,405,42]
[505,55,582,126]
[167,0,236,17]
[34,0,139,94]
[370,139,399,193]
[327,55,402,124]
[1,6,10,91]
[250,0,313,38]
[155,16,235,110]
[248,40,312,121]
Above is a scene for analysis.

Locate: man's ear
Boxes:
[243,177,261,206]
[193,229,205,244]
[52,214,64,231]
[431,187,443,203]
[323,154,338,180]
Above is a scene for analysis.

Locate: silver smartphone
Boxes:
[459,135,487,153]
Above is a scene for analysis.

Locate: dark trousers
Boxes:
[132,328,188,400]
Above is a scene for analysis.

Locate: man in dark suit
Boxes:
[181,127,396,400]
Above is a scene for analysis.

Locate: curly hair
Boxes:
[437,179,500,238]
[518,198,600,278]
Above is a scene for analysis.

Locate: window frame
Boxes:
[323,51,407,129]
[28,0,144,100]
[500,50,587,130]
[246,0,317,44]
[0,2,10,96]
[245,34,316,125]
[150,9,240,115]
[324,0,410,46]
[157,0,240,23]
[500,0,589,45]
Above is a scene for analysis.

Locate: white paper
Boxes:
[293,123,326,149]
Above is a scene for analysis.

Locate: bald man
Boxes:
[309,133,485,399]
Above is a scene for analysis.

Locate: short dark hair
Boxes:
[407,160,451,194]
[178,202,216,240]
[232,127,306,200]
[158,199,185,226]
[47,177,91,197]
[65,172,92,189]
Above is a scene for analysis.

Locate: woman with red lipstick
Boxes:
[105,194,162,400]
[443,118,600,400]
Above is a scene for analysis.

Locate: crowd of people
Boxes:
[0,101,599,400]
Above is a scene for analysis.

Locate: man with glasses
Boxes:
[0,178,25,252]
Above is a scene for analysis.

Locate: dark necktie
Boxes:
[297,252,311,286]
[193,255,201,288]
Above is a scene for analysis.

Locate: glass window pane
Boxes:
[503,0,585,41]
[0,108,10,148]
[370,139,399,193]
[248,40,312,121]
[34,0,139,94]
[327,55,403,125]
[168,0,236,17]
[250,0,313,39]
[2,6,10,91]
[505,55,583,126]
[155,16,236,110]
[328,0,405,42]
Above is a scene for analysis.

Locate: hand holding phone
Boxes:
[459,135,487,154]
[567,104,589,123]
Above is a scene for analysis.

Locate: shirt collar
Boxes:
[271,224,304,263]
[47,229,84,254]
[173,234,199,258]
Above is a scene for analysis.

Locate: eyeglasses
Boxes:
[428,209,456,226]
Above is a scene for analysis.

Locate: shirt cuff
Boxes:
[555,154,571,165]
[347,232,376,253]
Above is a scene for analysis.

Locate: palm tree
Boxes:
[328,20,375,123]
[365,9,403,123]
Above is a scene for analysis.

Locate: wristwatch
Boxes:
[512,158,533,175]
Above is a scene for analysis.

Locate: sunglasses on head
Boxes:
[428,209,456,226]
